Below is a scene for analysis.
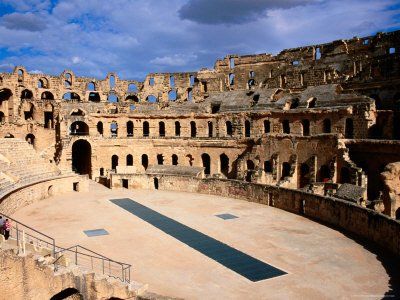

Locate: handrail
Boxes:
[0,213,131,283]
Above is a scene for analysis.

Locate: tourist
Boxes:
[3,219,11,240]
[0,216,4,235]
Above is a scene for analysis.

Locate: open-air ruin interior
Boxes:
[1,30,400,299]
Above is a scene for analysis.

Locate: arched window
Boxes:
[245,120,251,137]
[110,121,118,137]
[281,162,291,179]
[111,155,119,171]
[323,118,331,133]
[157,154,164,165]
[189,75,195,86]
[25,133,35,147]
[21,89,33,99]
[208,121,213,137]
[302,119,310,136]
[127,121,134,137]
[187,89,193,101]
[108,93,118,103]
[38,78,48,88]
[41,91,54,100]
[226,121,233,136]
[159,121,165,137]
[17,69,24,82]
[201,153,211,175]
[64,73,72,87]
[170,75,175,87]
[220,154,229,177]
[147,95,157,103]
[264,120,270,133]
[143,121,149,137]
[89,92,100,102]
[168,90,177,101]
[282,120,290,134]
[126,95,139,102]
[70,121,89,135]
[63,92,80,101]
[0,89,12,104]
[109,75,115,88]
[149,77,155,86]
[142,154,148,170]
[97,121,103,135]
[175,121,181,136]
[87,82,95,91]
[128,83,137,93]
[229,73,234,85]
[172,154,178,165]
[190,121,197,137]
[126,154,133,166]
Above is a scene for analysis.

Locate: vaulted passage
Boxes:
[72,139,92,178]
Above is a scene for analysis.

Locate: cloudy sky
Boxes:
[0,0,399,80]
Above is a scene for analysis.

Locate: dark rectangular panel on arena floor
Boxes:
[110,198,286,282]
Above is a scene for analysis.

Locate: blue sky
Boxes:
[0,0,399,80]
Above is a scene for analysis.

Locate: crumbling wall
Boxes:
[0,249,136,300]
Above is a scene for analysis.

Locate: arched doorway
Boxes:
[220,154,229,178]
[299,163,310,188]
[72,140,92,178]
[201,153,211,175]
[50,288,83,300]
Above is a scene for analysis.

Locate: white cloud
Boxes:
[150,54,198,67]
[72,56,81,64]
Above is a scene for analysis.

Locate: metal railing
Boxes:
[0,213,131,283]
[54,245,131,283]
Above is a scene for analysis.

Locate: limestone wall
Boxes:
[112,174,400,256]
[0,175,89,215]
[0,249,135,300]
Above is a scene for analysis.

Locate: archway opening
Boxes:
[202,153,211,175]
[25,134,35,147]
[220,154,229,178]
[299,163,310,188]
[72,140,92,178]
[50,288,83,300]
[70,121,89,135]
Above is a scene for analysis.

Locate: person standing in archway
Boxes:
[3,219,11,240]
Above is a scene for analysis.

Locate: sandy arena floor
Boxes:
[12,182,399,299]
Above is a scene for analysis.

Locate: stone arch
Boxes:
[142,154,149,170]
[97,121,103,135]
[112,155,119,170]
[89,92,100,102]
[0,88,12,104]
[50,287,83,300]
[70,121,89,135]
[172,154,178,165]
[38,77,49,88]
[190,121,197,137]
[87,82,95,91]
[41,91,54,100]
[323,118,331,133]
[25,133,35,147]
[72,140,91,178]
[220,153,229,178]
[21,89,33,100]
[146,95,157,103]
[126,154,133,166]
[127,121,134,137]
[201,153,211,175]
[143,121,150,137]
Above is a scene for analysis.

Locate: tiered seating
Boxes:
[0,138,62,194]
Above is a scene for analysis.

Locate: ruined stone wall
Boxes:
[0,175,88,215]
[0,250,135,300]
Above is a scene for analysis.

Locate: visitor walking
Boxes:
[0,216,4,236]
[3,219,11,240]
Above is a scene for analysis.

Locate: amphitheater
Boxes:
[0,30,400,299]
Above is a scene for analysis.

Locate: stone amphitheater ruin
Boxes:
[0,30,400,299]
